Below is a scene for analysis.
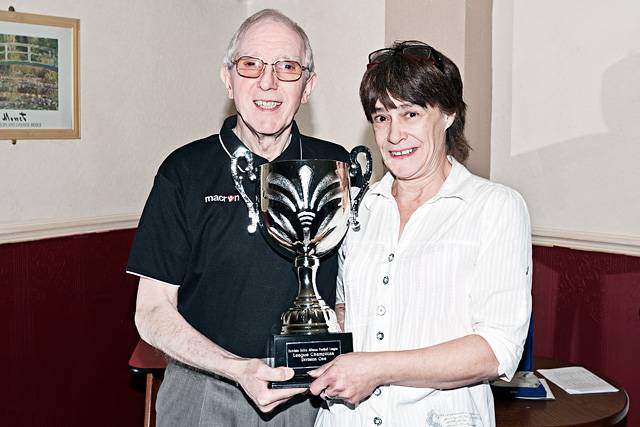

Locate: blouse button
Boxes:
[382,276,389,285]
[387,253,394,262]
[373,417,382,425]
[376,331,384,340]
[373,387,382,396]
[376,305,386,316]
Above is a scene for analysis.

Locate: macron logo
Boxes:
[204,194,240,203]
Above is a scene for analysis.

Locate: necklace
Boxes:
[218,132,301,160]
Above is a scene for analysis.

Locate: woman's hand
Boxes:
[308,352,383,405]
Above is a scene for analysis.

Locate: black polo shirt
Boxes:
[127,116,349,358]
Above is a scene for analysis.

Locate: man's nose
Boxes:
[258,65,278,90]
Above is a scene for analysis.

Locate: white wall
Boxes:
[0,0,384,243]
[492,0,640,255]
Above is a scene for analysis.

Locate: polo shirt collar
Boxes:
[363,156,474,209]
[218,115,303,165]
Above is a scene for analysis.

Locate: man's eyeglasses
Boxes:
[233,56,308,82]
[367,42,444,72]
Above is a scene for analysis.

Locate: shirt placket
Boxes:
[369,209,398,352]
[365,242,398,427]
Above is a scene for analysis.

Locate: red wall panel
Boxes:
[532,245,639,426]
[1,229,144,427]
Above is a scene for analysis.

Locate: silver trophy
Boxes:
[231,146,372,388]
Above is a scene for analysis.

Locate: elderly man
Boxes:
[127,9,348,426]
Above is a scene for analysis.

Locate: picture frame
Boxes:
[0,10,79,140]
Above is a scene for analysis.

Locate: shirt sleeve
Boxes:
[470,187,532,381]
[126,169,191,287]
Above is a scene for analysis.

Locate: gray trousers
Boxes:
[156,361,321,427]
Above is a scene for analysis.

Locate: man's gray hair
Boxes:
[223,9,315,73]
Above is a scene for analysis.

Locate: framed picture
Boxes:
[0,10,79,140]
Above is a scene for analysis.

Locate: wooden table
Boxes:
[494,357,629,427]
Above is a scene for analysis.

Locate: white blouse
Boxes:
[315,158,532,427]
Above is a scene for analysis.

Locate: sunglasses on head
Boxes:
[367,41,444,72]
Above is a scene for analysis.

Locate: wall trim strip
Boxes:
[532,226,640,257]
[2,218,638,257]
[0,214,140,244]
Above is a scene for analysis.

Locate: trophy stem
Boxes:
[293,255,321,303]
[280,255,338,335]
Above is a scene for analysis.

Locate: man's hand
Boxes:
[135,278,307,413]
[308,352,382,405]
[235,358,307,413]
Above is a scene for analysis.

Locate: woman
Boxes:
[309,41,532,427]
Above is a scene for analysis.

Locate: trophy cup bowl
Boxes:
[231,146,372,388]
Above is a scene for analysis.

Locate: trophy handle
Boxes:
[230,147,259,233]
[348,146,373,232]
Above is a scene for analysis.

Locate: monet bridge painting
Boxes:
[0,34,59,111]
[0,10,79,140]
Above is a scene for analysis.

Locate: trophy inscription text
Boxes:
[286,340,341,369]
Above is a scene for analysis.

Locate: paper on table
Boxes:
[537,366,618,394]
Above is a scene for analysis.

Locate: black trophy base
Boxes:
[269,332,353,389]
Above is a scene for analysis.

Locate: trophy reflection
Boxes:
[231,147,372,388]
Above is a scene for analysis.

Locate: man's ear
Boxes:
[220,65,233,99]
[300,72,317,104]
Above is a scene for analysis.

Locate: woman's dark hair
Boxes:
[360,41,470,162]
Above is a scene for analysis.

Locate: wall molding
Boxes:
[532,226,640,257]
[2,217,639,257]
[0,213,140,245]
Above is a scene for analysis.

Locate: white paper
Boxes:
[517,379,556,400]
[537,366,618,394]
